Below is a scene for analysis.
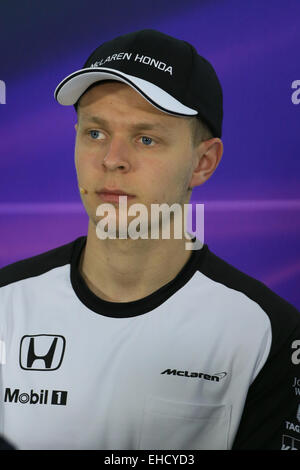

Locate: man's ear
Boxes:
[189,138,223,189]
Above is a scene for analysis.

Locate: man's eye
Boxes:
[89,130,104,140]
[140,136,154,146]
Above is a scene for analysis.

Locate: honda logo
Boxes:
[19,335,66,371]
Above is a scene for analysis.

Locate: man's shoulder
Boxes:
[0,236,86,289]
[200,246,300,327]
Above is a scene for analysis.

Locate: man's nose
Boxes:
[102,136,131,172]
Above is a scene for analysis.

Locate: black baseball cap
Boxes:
[54,29,223,138]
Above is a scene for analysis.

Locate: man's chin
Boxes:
[94,219,150,241]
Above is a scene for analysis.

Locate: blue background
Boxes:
[0,0,299,309]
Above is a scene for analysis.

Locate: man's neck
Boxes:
[78,220,193,303]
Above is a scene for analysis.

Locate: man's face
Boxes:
[74,81,198,235]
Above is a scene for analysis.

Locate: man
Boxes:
[0,29,299,451]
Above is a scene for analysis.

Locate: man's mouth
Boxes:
[96,188,136,202]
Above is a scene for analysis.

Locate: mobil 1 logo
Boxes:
[4,388,68,406]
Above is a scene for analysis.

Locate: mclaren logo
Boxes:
[161,369,227,382]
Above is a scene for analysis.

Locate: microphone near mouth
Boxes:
[79,186,88,195]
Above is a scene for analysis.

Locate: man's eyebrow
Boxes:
[80,115,170,132]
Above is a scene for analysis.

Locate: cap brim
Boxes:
[54,67,197,117]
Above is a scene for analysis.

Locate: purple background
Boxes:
[0,0,299,309]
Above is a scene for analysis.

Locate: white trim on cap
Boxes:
[54,67,198,116]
